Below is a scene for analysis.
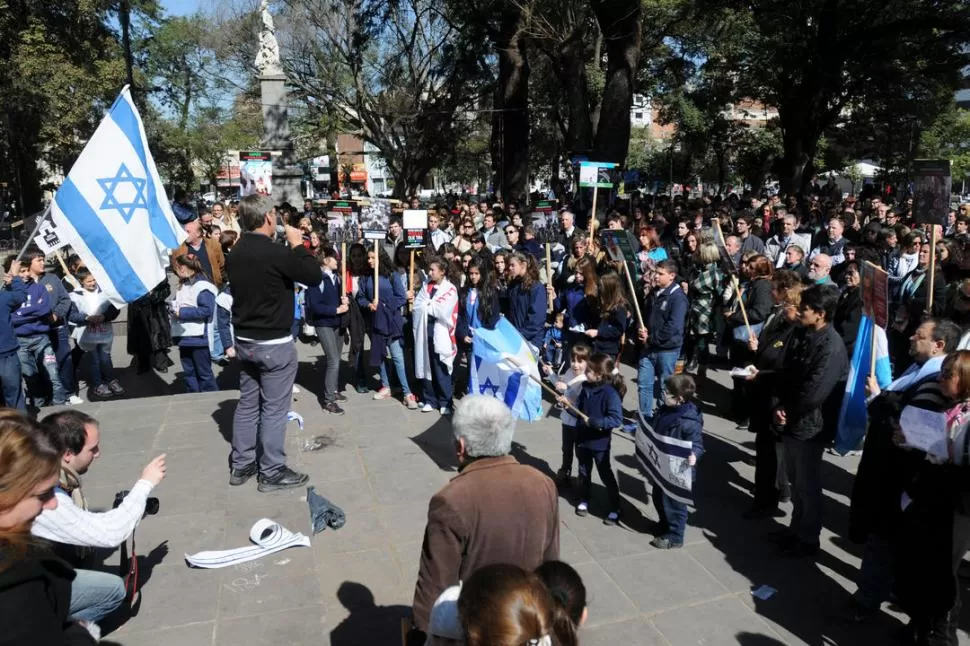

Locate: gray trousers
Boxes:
[315,326,343,402]
[783,435,825,546]
[231,339,298,477]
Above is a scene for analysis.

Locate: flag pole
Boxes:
[408,249,415,313]
[16,204,52,261]
[623,262,645,330]
[869,325,877,378]
[712,218,753,340]
[545,242,554,313]
[504,355,590,423]
[373,239,379,305]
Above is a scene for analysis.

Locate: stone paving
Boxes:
[50,338,970,646]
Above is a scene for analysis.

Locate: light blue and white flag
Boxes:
[834,315,891,455]
[470,317,543,422]
[51,86,185,307]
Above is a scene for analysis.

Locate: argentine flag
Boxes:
[834,315,891,455]
[470,317,544,422]
[51,86,185,307]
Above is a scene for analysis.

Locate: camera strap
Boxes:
[118,530,141,608]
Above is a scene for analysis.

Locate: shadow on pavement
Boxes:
[329,581,411,646]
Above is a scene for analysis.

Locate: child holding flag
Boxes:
[650,374,705,549]
[544,343,590,487]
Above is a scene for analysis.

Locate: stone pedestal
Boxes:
[260,72,304,206]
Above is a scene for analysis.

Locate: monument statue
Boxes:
[255,0,283,77]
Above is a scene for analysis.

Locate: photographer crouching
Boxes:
[30,410,166,634]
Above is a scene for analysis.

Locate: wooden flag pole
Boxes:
[545,242,554,312]
[341,242,348,295]
[712,218,752,339]
[927,224,938,314]
[623,262,645,330]
[504,355,590,423]
[373,239,380,305]
[408,249,416,313]
[588,186,598,249]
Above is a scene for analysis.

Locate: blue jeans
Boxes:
[179,345,217,392]
[50,325,76,395]
[378,338,411,395]
[69,569,126,623]
[17,334,66,406]
[654,483,689,544]
[637,348,680,420]
[83,342,115,388]
[0,350,24,411]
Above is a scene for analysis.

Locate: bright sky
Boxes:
[161,0,202,16]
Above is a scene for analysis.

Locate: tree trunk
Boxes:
[553,30,593,156]
[490,6,529,202]
[591,0,641,164]
[779,121,818,197]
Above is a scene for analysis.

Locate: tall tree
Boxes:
[284,0,489,199]
[0,1,126,213]
[693,0,970,195]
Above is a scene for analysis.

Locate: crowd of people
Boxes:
[2,186,970,644]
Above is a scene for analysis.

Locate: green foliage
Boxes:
[919,105,970,182]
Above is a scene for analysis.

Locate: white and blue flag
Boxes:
[834,315,892,455]
[51,86,185,307]
[469,317,543,422]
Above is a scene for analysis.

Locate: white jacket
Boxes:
[412,279,459,377]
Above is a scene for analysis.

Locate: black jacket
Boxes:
[0,547,95,646]
[776,324,848,442]
[834,286,863,356]
[226,233,322,340]
[728,278,773,329]
[849,372,948,544]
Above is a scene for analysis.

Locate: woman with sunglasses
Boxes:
[0,411,97,644]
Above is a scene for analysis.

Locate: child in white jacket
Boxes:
[70,270,122,398]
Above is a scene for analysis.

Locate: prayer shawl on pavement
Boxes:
[413,278,459,378]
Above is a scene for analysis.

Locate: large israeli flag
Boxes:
[51,86,185,307]
[470,317,543,422]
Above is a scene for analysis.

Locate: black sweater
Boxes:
[0,548,94,646]
[226,232,322,340]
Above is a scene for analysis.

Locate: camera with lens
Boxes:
[113,490,160,516]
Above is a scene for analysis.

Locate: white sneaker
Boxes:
[440,407,452,416]
[67,395,84,405]
[292,385,301,394]
[419,403,435,413]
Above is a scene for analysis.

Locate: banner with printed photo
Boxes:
[239,151,273,196]
[635,414,694,505]
[913,160,951,226]
[360,198,392,240]
[403,209,428,248]
[860,261,889,329]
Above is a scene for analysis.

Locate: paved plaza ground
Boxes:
[52,337,970,646]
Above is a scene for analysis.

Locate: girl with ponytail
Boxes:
[568,352,625,525]
[535,561,586,646]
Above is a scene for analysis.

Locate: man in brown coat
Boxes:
[170,218,225,288]
[409,395,560,638]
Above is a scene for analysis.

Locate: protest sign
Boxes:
[403,209,428,248]
[635,416,694,505]
[326,200,359,233]
[239,151,273,196]
[33,221,70,255]
[578,161,617,188]
[860,261,889,329]
[360,198,392,240]
[913,160,952,226]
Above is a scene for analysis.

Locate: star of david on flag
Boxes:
[50,86,185,306]
[469,317,543,422]
[97,163,148,223]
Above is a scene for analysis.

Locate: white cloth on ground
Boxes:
[184,519,310,569]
